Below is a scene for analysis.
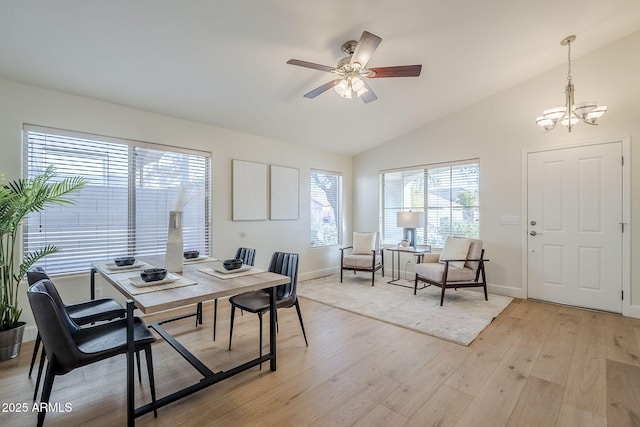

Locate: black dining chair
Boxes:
[196,247,256,340]
[228,252,307,364]
[27,279,157,427]
[26,267,126,400]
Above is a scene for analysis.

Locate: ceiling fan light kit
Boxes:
[536,35,607,132]
[287,31,422,103]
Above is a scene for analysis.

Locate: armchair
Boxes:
[414,237,488,306]
[339,232,384,286]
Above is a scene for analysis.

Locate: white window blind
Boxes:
[380,161,479,248]
[23,125,211,274]
[310,170,342,247]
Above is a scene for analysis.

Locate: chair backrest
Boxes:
[27,266,50,286]
[268,252,299,302]
[27,280,82,370]
[465,239,484,271]
[234,247,256,266]
[350,231,380,255]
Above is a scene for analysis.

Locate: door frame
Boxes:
[521,136,631,316]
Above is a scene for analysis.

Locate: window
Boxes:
[310,170,342,247]
[380,161,479,248]
[23,125,211,274]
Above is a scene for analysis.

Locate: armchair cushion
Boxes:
[343,254,383,269]
[415,262,476,283]
[439,237,471,269]
[352,232,376,255]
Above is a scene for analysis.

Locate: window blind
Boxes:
[380,161,479,248]
[23,125,212,274]
[310,170,342,247]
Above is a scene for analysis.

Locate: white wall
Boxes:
[354,31,640,310]
[0,78,352,340]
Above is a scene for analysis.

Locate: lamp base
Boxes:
[403,228,416,248]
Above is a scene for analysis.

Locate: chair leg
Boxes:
[440,286,446,306]
[29,333,41,377]
[196,301,203,327]
[144,346,158,418]
[136,350,142,383]
[340,267,343,283]
[213,298,218,341]
[33,347,47,401]
[37,355,56,427]
[371,271,375,286]
[228,305,236,351]
[294,300,308,347]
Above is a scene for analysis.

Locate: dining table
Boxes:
[90,256,291,426]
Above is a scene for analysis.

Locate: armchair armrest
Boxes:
[339,246,353,253]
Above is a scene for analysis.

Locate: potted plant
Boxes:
[0,166,86,361]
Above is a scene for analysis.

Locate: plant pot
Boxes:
[0,322,26,362]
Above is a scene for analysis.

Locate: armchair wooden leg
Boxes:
[440,287,446,306]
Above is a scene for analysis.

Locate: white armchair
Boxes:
[339,232,384,286]
[414,237,488,305]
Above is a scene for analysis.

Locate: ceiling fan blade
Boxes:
[369,65,422,78]
[287,59,335,73]
[303,80,340,99]
[350,31,382,67]
[360,81,378,103]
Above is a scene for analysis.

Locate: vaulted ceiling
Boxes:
[2,1,640,155]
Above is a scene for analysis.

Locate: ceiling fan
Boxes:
[287,31,422,103]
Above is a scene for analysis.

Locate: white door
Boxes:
[527,142,623,313]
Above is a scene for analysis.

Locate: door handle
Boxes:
[529,231,537,236]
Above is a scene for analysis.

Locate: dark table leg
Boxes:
[90,267,96,300]
[269,286,277,371]
[126,300,135,427]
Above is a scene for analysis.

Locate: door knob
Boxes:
[529,231,537,236]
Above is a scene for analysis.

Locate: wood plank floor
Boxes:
[2,293,640,426]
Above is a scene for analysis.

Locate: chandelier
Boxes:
[536,35,607,132]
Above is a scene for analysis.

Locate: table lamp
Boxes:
[396,211,425,248]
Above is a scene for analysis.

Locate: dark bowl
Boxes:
[183,250,200,259]
[223,259,243,271]
[114,256,136,267]
[140,268,167,282]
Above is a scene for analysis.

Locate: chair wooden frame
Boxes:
[414,249,488,306]
[339,245,384,286]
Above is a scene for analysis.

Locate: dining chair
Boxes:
[228,252,308,364]
[26,267,126,400]
[27,279,157,427]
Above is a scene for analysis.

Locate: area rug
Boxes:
[297,275,513,346]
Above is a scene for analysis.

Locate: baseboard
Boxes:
[22,324,38,343]
[299,267,339,282]
[626,304,640,319]
[487,283,525,299]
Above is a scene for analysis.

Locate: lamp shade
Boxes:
[396,211,425,228]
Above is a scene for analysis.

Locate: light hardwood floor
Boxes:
[2,287,640,426]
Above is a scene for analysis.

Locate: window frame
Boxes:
[310,169,343,247]
[379,159,479,248]
[22,124,212,275]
